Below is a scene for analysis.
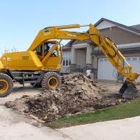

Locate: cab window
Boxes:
[36,45,42,56]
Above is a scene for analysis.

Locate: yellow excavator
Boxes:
[0,24,139,99]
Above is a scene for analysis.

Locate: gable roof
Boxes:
[95,18,140,35]
[130,24,140,31]
[65,18,140,47]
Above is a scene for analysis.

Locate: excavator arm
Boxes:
[28,23,139,99]
[89,24,139,83]
[88,25,139,99]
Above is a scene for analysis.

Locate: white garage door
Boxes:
[97,58,117,80]
[125,57,140,83]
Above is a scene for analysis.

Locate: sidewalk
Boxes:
[59,116,140,140]
[1,104,140,140]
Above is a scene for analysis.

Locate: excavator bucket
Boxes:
[119,80,139,99]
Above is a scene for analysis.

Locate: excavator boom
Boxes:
[28,23,139,99]
[28,23,139,97]
[88,24,139,99]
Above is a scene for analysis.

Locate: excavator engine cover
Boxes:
[119,80,139,99]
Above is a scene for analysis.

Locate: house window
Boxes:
[126,58,130,61]
[62,51,71,66]
[133,57,137,61]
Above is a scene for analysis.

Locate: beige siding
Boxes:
[100,27,140,45]
[73,27,140,45]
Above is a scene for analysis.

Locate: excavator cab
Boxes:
[35,41,56,59]
[34,40,62,70]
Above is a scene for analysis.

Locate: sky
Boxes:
[0,0,140,55]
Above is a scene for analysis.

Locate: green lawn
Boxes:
[48,97,140,128]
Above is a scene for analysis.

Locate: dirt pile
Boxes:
[5,73,121,122]
[61,73,102,99]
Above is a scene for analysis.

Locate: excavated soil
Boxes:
[5,73,127,122]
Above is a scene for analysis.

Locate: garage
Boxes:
[125,56,140,83]
[97,57,117,80]
[97,56,140,82]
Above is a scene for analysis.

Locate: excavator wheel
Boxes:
[41,72,61,90]
[0,73,13,97]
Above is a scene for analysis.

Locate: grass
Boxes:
[48,97,140,128]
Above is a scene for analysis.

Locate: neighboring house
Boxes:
[61,18,140,82]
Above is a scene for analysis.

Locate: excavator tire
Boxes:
[0,73,13,97]
[41,72,61,90]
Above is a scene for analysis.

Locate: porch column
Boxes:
[71,47,76,69]
[86,45,92,68]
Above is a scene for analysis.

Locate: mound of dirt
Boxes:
[5,73,122,122]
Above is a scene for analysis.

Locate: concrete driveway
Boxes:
[0,85,72,140]
[0,106,72,140]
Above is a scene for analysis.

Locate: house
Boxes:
[60,18,140,82]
